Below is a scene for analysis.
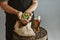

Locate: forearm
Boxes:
[26,0,38,12]
[0,1,20,15]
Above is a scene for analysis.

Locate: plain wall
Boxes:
[0,0,60,40]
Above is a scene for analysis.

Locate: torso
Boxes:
[5,0,33,26]
[8,0,32,12]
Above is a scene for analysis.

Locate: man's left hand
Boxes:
[24,11,33,22]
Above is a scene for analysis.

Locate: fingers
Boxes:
[21,19,28,24]
[18,12,28,24]
[27,13,33,22]
[18,11,23,20]
[30,13,33,16]
[18,11,33,24]
[27,16,31,22]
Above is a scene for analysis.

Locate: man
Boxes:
[0,0,38,40]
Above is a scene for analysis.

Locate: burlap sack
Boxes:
[14,21,35,36]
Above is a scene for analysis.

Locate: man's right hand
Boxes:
[18,12,28,24]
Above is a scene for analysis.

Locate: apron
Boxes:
[5,0,34,40]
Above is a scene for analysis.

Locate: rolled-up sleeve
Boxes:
[0,0,8,2]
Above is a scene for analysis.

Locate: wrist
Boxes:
[15,11,20,16]
[25,10,31,13]
[17,11,22,16]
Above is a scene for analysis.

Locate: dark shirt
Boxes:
[5,0,33,27]
[0,0,8,2]
[8,0,32,12]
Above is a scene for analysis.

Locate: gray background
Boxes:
[0,0,60,40]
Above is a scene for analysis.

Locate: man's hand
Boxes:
[22,12,33,24]
[18,11,33,24]
[18,12,27,24]
[27,12,33,22]
[18,11,23,20]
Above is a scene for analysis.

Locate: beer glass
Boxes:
[34,16,41,32]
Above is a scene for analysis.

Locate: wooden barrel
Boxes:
[13,33,35,40]
[13,27,48,40]
[35,27,48,40]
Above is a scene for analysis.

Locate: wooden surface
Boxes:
[13,27,48,40]
[35,27,48,40]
